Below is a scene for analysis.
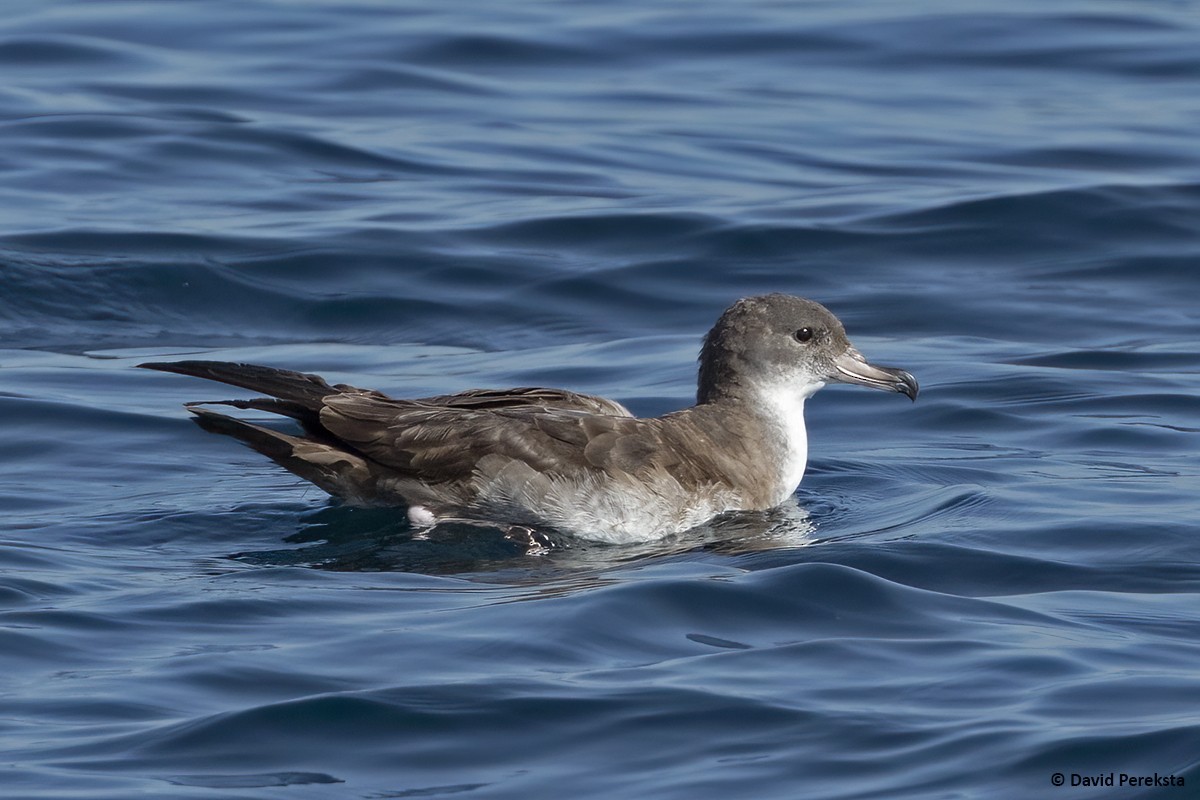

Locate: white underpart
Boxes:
[473,464,742,545]
[756,376,826,503]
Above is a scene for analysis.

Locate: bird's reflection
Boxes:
[231,498,817,578]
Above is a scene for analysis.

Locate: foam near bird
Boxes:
[141,294,917,542]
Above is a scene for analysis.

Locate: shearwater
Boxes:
[141,294,917,543]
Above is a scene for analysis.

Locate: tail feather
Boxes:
[144,360,437,508]
[139,360,339,409]
[189,407,377,502]
[186,398,320,429]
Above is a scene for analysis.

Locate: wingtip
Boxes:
[138,359,225,372]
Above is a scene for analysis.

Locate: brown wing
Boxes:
[318,394,665,485]
[418,387,632,417]
[139,359,657,507]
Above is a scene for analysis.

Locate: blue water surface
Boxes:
[3,1,1199,798]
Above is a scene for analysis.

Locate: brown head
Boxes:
[696,294,918,405]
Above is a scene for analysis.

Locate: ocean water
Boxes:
[3,0,1199,797]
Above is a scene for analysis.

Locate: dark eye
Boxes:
[793,327,814,343]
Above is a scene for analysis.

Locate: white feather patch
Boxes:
[755,377,825,502]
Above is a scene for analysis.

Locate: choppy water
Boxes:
[3,1,1200,798]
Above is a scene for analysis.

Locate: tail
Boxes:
[141,359,432,503]
[138,360,339,409]
[142,360,380,502]
[188,406,378,503]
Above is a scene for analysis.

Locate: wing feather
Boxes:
[421,387,632,416]
[318,394,661,484]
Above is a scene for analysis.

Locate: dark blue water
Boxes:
[3,1,1199,797]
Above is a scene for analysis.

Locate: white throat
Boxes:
[756,378,825,501]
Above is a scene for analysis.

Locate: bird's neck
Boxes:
[687,379,822,506]
[748,382,814,500]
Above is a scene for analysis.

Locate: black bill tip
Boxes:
[896,370,919,402]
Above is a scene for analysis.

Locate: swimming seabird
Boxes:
[140,294,917,543]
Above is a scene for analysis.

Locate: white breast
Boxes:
[755,379,824,503]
